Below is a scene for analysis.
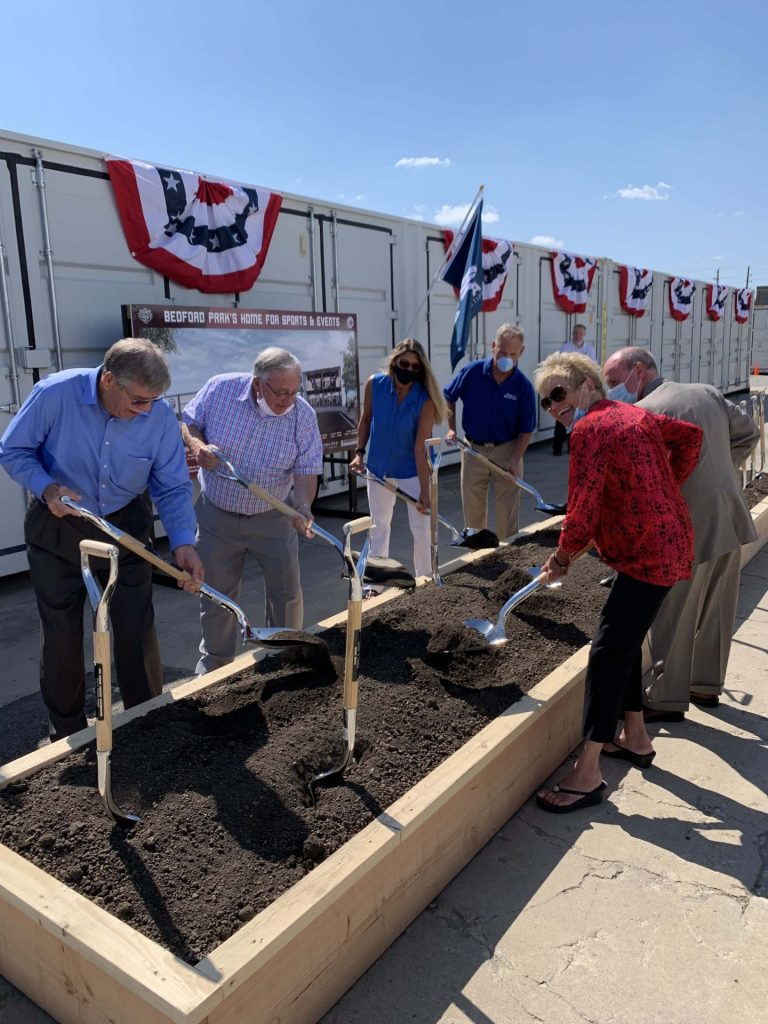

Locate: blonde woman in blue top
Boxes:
[350,339,446,579]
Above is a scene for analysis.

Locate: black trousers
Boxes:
[583,572,670,743]
[553,419,568,453]
[25,495,162,738]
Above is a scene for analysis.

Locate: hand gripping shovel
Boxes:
[463,545,590,647]
[79,539,140,829]
[425,436,445,586]
[356,472,499,553]
[209,448,411,590]
[308,515,372,802]
[60,498,332,670]
[450,436,567,516]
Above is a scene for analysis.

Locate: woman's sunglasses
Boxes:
[396,358,422,371]
[540,384,569,411]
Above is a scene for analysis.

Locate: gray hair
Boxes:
[252,347,301,377]
[495,323,525,343]
[104,339,170,392]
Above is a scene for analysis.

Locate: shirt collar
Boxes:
[81,366,102,406]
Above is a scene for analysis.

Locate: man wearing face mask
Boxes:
[182,347,323,673]
[603,346,759,721]
[444,323,536,540]
[553,324,596,455]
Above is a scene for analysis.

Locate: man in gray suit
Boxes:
[603,347,759,721]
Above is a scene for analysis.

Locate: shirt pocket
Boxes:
[112,455,152,494]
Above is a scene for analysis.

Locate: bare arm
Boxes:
[349,377,374,474]
[290,473,319,537]
[413,400,437,511]
[181,422,218,471]
[445,401,458,444]
[508,432,533,475]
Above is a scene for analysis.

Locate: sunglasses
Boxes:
[396,358,422,371]
[540,385,570,411]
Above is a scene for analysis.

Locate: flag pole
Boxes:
[402,184,484,339]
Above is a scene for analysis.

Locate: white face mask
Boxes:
[256,396,293,417]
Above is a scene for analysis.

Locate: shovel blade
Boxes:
[537,502,567,515]
[463,618,508,645]
[451,528,499,550]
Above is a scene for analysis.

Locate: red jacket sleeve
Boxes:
[557,423,604,554]
[650,412,703,485]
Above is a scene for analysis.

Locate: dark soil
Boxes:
[0,530,608,965]
[744,472,768,509]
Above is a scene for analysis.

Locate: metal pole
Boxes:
[0,221,21,409]
[331,210,340,312]
[32,150,64,371]
[307,207,318,313]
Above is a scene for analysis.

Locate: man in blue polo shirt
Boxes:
[444,323,536,540]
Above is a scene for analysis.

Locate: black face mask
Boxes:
[393,365,420,385]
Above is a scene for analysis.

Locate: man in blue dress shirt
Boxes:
[444,323,536,540]
[0,339,204,739]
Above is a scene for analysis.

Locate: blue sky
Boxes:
[3,0,765,286]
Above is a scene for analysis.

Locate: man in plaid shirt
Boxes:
[182,347,323,673]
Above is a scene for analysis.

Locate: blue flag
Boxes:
[441,200,484,370]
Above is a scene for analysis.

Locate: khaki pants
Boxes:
[643,547,742,711]
[195,496,303,674]
[460,441,522,541]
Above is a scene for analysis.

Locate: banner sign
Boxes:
[619,265,653,317]
[443,230,514,311]
[550,251,598,314]
[124,304,360,453]
[108,158,282,295]
[669,277,695,321]
[735,288,752,324]
[706,284,729,321]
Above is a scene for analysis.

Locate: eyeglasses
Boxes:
[396,359,422,372]
[263,379,303,401]
[540,385,570,411]
[118,382,166,408]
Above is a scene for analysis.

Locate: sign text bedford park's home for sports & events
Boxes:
[159,308,349,329]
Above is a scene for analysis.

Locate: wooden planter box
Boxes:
[2,501,768,1024]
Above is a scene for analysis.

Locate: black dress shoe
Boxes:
[690,692,720,708]
[643,708,685,723]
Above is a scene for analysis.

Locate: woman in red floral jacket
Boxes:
[533,353,703,813]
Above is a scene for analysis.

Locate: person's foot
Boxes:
[643,707,685,723]
[604,728,653,757]
[602,740,656,769]
[537,767,604,810]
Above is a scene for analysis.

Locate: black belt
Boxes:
[466,438,508,447]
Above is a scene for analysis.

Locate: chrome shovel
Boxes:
[79,539,140,829]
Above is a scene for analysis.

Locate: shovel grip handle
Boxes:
[79,539,118,560]
[344,516,373,537]
[93,630,113,754]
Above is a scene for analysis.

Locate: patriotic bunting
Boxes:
[735,288,752,324]
[106,157,282,294]
[550,251,598,314]
[619,265,653,317]
[669,277,695,321]
[441,201,485,371]
[443,230,514,312]
[706,283,729,321]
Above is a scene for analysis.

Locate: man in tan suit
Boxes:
[603,347,759,720]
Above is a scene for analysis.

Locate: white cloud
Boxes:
[395,156,451,169]
[529,234,565,249]
[604,182,672,201]
[711,255,722,260]
[433,203,499,228]
[336,193,365,204]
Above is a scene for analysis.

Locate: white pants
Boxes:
[366,476,431,579]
